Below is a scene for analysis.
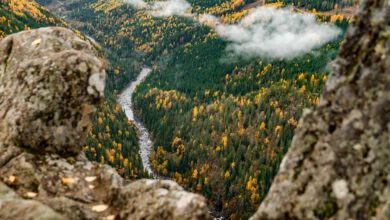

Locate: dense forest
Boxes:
[265,0,356,11]
[133,28,348,220]
[2,0,355,218]
[134,42,344,219]
[0,0,63,39]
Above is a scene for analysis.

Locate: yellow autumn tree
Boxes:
[192,169,198,179]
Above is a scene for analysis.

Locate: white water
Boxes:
[118,68,157,178]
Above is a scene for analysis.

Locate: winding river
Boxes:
[118,68,157,178]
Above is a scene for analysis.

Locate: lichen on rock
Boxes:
[0,27,105,155]
[0,27,211,220]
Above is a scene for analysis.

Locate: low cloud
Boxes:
[122,0,148,9]
[122,0,341,59]
[200,8,341,59]
[150,0,192,17]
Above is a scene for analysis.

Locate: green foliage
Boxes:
[266,0,355,11]
[0,0,63,39]
[85,93,149,179]
[133,38,341,218]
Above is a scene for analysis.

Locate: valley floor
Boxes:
[118,67,157,177]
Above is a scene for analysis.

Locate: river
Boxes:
[118,68,157,178]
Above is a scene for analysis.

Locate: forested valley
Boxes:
[2,0,356,218]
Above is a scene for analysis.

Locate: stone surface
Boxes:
[0,199,66,220]
[251,0,390,219]
[0,27,105,155]
[0,27,211,220]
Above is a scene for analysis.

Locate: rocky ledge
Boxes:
[0,27,211,220]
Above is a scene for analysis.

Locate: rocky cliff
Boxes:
[251,0,390,219]
[0,27,211,220]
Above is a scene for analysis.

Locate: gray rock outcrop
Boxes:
[0,27,211,220]
[0,27,105,155]
[251,0,390,219]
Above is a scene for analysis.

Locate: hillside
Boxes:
[35,0,354,218]
[0,0,64,39]
[264,0,356,11]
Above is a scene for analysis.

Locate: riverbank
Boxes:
[118,68,157,178]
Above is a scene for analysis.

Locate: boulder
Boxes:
[0,27,105,155]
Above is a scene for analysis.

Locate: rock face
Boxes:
[0,27,105,155]
[0,27,211,220]
[251,1,390,220]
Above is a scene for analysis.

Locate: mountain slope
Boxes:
[0,0,64,39]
